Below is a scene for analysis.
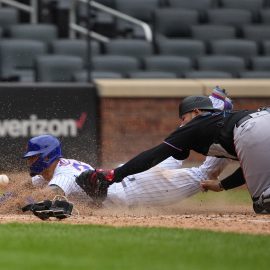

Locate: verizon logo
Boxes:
[0,113,87,138]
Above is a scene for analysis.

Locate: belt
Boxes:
[236,115,252,127]
[236,110,270,128]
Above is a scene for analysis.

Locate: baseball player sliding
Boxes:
[20,87,232,212]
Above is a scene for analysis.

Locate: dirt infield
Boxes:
[0,207,270,235]
[0,172,270,235]
[0,203,269,235]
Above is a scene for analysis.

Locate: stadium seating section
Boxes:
[0,0,270,81]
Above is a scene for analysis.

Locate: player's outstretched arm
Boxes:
[201,167,246,192]
[114,142,189,181]
[195,156,230,181]
[201,180,224,192]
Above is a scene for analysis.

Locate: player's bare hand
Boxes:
[200,180,224,192]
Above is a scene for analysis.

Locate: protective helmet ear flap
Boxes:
[23,135,62,175]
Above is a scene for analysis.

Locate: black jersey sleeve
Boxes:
[114,142,190,180]
[163,114,215,156]
[220,167,245,190]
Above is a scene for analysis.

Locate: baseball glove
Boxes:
[75,169,113,205]
[22,198,73,220]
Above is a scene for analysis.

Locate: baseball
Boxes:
[0,174,9,186]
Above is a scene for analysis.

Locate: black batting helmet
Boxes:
[179,95,217,117]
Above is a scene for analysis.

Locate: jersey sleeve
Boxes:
[195,156,230,180]
[220,167,246,190]
[32,175,46,187]
[114,142,190,180]
[164,121,201,154]
[49,174,79,196]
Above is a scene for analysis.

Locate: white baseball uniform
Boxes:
[31,156,229,207]
[31,93,231,207]
[32,158,94,198]
[105,156,229,207]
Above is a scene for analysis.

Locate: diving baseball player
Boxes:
[23,87,233,208]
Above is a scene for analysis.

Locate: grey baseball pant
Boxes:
[234,110,270,199]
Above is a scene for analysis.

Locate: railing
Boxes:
[70,23,110,43]
[0,0,38,23]
[70,0,153,43]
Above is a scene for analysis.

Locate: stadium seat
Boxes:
[168,0,216,20]
[153,8,199,38]
[77,2,115,34]
[128,71,177,79]
[51,39,100,67]
[92,55,140,77]
[0,39,46,82]
[239,71,270,78]
[57,0,72,8]
[157,39,205,60]
[73,71,123,81]
[263,41,270,55]
[168,0,214,10]
[251,56,270,71]
[144,56,192,77]
[9,24,58,45]
[96,0,115,7]
[242,25,270,42]
[115,23,145,39]
[115,0,160,38]
[211,39,258,63]
[220,0,264,10]
[197,56,246,77]
[78,0,115,18]
[0,8,18,34]
[185,71,233,78]
[105,39,153,61]
[115,0,160,22]
[260,10,270,24]
[35,55,84,82]
[191,25,236,42]
[206,9,252,30]
[220,0,264,20]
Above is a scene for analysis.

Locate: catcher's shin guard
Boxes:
[253,187,270,214]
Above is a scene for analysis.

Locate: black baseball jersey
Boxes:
[114,109,255,188]
[164,111,232,158]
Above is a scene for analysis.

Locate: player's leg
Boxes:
[234,112,270,210]
[103,181,129,207]
[104,157,183,207]
[121,167,202,207]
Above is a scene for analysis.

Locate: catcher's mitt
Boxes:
[75,169,113,205]
[22,197,73,220]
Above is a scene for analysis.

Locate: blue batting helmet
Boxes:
[23,135,62,175]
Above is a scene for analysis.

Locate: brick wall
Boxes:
[100,97,270,167]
